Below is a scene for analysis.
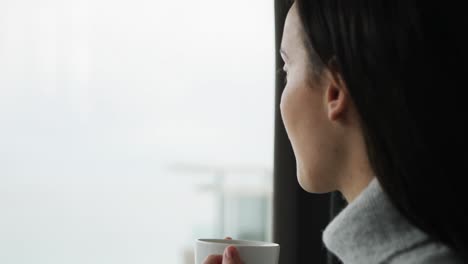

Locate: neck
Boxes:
[340,172,374,203]
[338,124,375,203]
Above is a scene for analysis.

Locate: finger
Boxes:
[203,254,223,264]
[222,246,244,264]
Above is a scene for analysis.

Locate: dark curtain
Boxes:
[272,1,346,263]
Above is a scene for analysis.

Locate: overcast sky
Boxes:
[0,0,275,263]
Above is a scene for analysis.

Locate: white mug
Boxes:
[194,238,280,264]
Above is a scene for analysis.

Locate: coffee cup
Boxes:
[194,238,280,264]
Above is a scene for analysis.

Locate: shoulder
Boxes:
[387,240,464,264]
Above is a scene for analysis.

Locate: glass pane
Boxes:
[0,0,275,263]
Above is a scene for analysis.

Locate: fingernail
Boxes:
[225,246,235,259]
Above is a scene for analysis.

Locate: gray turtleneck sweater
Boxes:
[322,177,464,264]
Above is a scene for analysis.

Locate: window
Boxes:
[0,0,275,263]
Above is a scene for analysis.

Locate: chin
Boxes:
[297,166,335,194]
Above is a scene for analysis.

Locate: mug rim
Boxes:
[197,238,279,247]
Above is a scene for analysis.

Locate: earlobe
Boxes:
[326,73,348,122]
[327,89,347,121]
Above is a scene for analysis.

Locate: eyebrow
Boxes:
[280,48,289,61]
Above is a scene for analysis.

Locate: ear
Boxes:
[324,69,349,122]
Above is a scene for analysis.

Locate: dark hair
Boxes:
[292,0,468,261]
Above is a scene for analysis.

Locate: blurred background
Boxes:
[0,0,275,263]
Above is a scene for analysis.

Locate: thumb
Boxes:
[222,246,243,264]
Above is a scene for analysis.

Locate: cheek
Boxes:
[280,81,319,145]
[279,85,296,135]
[280,83,313,160]
[279,81,332,192]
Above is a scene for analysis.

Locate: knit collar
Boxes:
[322,177,431,264]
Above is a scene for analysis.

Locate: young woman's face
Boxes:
[279,3,344,193]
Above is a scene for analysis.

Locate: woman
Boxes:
[204,0,468,263]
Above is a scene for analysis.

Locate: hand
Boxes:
[202,237,245,264]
